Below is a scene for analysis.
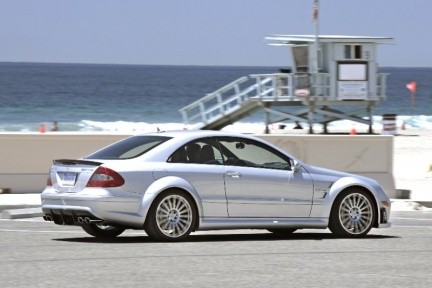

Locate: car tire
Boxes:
[145,190,196,241]
[267,228,297,235]
[81,223,125,238]
[328,189,376,238]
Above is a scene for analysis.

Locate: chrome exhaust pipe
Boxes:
[84,217,102,224]
[43,215,53,221]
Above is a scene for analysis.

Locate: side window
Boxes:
[217,137,291,170]
[168,138,223,165]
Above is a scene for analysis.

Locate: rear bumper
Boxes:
[42,207,100,225]
[41,188,145,227]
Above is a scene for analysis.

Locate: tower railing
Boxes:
[179,73,387,127]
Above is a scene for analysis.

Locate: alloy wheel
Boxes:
[155,194,193,238]
[338,192,373,235]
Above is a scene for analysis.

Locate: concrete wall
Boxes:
[0,133,126,194]
[0,133,395,197]
[258,134,394,197]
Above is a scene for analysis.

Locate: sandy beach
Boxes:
[393,129,432,201]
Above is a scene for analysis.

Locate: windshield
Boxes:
[85,135,171,160]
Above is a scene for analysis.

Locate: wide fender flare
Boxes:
[137,176,203,222]
[319,176,381,218]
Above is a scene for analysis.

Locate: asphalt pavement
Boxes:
[0,210,431,287]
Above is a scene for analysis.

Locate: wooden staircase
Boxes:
[179,72,387,133]
[179,73,305,130]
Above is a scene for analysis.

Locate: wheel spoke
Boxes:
[354,222,360,233]
[358,217,368,228]
[341,206,351,213]
[161,220,170,230]
[180,218,191,227]
[161,202,170,212]
[172,197,178,209]
[348,197,355,208]
[168,197,174,210]
[358,199,368,210]
[341,216,351,227]
[177,221,186,232]
[177,202,186,212]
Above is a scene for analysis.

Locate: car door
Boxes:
[167,138,228,218]
[218,137,314,218]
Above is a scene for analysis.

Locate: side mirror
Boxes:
[293,160,302,172]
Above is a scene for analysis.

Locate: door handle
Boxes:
[226,171,242,178]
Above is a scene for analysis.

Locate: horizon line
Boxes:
[0,61,430,69]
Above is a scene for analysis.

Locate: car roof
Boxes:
[140,130,258,141]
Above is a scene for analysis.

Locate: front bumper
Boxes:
[378,222,391,228]
[377,203,391,228]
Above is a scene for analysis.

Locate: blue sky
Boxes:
[1,0,430,67]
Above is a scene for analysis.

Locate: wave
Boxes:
[0,115,431,133]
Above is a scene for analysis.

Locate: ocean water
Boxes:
[0,62,431,133]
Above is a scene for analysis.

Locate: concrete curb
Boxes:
[1,207,43,219]
[0,204,41,211]
[415,201,432,208]
[0,193,41,219]
[390,200,432,211]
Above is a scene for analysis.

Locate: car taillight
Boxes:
[86,167,125,188]
[46,174,53,186]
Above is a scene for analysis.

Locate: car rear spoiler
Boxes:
[53,159,103,166]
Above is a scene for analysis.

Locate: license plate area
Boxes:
[58,172,78,186]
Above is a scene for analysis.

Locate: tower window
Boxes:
[344,45,362,59]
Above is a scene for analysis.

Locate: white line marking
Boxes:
[0,228,145,235]
[392,217,432,221]
[391,225,432,229]
[0,229,83,233]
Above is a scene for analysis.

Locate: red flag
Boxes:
[406,81,416,93]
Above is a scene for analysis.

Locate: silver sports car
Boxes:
[41,130,391,241]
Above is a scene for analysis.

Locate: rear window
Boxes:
[85,136,171,160]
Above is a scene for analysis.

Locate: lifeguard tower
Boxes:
[179,34,393,133]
